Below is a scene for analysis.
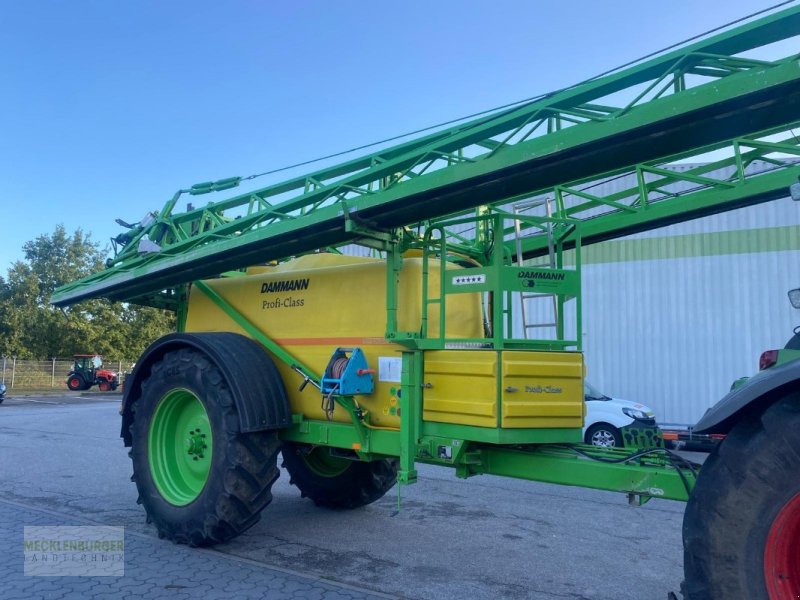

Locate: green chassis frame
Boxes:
[192,291,695,503]
[190,213,694,505]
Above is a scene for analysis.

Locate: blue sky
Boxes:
[0,0,789,273]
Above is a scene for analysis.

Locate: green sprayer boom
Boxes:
[52,6,800,309]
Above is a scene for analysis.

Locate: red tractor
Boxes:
[66,355,119,391]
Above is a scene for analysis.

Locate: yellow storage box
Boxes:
[422,350,584,429]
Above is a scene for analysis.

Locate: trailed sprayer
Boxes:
[54,7,800,599]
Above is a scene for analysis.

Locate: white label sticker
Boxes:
[378,357,402,383]
[452,274,486,285]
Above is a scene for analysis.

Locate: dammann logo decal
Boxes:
[518,271,565,281]
[260,279,310,293]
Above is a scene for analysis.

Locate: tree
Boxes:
[0,225,174,359]
[22,225,105,306]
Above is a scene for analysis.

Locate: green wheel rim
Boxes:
[301,447,350,478]
[148,388,213,506]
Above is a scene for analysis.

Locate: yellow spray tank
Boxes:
[186,253,477,427]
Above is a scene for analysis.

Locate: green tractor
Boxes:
[66,355,119,392]
[730,288,800,391]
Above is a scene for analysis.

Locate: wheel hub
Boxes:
[186,429,207,459]
[301,446,350,477]
[148,389,213,506]
[765,491,800,599]
[591,430,616,447]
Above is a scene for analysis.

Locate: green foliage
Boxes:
[0,225,174,359]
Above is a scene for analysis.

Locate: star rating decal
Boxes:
[452,274,486,285]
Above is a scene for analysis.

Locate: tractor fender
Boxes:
[120,332,291,446]
[694,359,800,434]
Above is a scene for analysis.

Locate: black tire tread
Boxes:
[130,347,281,546]
[682,393,800,600]
[282,442,398,509]
[67,375,84,391]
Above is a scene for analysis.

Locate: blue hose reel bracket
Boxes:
[320,347,375,396]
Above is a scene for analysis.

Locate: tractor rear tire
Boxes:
[130,348,281,546]
[282,442,398,509]
[67,375,84,391]
[682,393,800,599]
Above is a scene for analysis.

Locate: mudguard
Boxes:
[694,359,800,433]
[120,332,291,446]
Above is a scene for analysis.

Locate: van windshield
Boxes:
[584,381,609,400]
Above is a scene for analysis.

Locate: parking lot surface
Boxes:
[0,394,687,599]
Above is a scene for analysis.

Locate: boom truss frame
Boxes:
[51,6,800,308]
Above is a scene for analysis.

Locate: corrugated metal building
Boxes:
[517,161,800,424]
[579,191,800,424]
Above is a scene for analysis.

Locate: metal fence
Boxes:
[0,357,137,389]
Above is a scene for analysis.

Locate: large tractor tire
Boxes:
[67,375,84,391]
[129,347,281,546]
[682,393,800,599]
[282,442,398,509]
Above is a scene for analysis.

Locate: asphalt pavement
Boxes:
[0,394,689,599]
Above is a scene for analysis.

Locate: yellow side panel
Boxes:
[501,351,584,428]
[422,351,497,427]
